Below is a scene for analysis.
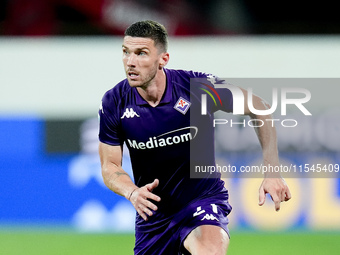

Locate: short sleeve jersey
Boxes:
[99,68,233,232]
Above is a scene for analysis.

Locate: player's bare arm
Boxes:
[240,87,292,211]
[99,142,161,221]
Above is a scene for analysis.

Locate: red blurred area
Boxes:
[3,0,234,36]
[2,0,339,36]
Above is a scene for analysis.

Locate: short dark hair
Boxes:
[124,20,168,52]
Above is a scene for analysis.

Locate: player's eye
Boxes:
[123,49,129,55]
[138,51,147,56]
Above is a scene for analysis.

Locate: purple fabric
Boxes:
[134,189,231,255]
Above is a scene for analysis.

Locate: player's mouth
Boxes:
[128,71,140,80]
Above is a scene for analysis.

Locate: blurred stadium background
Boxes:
[1,0,340,254]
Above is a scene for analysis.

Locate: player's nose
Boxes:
[127,53,136,67]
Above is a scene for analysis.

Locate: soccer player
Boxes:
[98,20,291,255]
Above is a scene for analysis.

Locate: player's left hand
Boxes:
[258,177,291,211]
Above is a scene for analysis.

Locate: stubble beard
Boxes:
[127,64,159,90]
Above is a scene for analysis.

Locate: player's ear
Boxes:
[159,52,169,69]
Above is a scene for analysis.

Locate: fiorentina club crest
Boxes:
[174,97,191,115]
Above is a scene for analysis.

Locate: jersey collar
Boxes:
[134,68,172,106]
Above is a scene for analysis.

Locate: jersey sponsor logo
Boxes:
[201,213,219,221]
[127,126,198,150]
[174,97,191,115]
[121,108,140,119]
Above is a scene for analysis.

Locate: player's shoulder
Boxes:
[101,79,131,106]
[166,68,210,82]
[165,68,212,92]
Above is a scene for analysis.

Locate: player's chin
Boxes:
[127,79,141,87]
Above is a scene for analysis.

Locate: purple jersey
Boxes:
[99,68,233,232]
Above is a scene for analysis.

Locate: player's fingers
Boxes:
[147,192,161,202]
[275,202,281,212]
[135,188,161,205]
[258,186,266,206]
[280,189,287,202]
[140,204,154,217]
[280,178,291,201]
[134,190,159,208]
[285,187,292,201]
[131,191,156,221]
[137,201,154,218]
[144,199,158,212]
[136,208,148,221]
[271,193,281,211]
[147,179,159,192]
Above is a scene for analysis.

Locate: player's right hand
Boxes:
[129,179,161,221]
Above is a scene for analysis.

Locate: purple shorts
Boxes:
[134,191,232,255]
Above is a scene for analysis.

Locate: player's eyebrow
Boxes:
[122,45,150,51]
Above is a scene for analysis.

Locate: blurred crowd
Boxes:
[0,0,339,36]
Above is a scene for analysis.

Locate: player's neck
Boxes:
[137,69,166,107]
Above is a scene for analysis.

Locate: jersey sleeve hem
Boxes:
[98,137,123,147]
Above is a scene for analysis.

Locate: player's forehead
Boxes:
[122,36,156,50]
